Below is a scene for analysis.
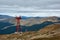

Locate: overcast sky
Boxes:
[0,0,60,17]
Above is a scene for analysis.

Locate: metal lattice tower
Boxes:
[16,16,21,32]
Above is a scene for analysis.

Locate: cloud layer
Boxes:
[0,0,60,17]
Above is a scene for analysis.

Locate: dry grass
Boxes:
[32,36,60,40]
[38,24,60,34]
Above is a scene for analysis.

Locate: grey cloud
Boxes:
[0,0,60,8]
[0,0,60,13]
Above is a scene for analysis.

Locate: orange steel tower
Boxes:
[16,16,21,32]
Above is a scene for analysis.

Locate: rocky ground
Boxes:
[0,31,60,40]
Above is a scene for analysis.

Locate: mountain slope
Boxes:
[31,24,60,40]
[0,16,60,34]
[0,24,60,40]
[38,24,60,34]
[0,21,54,34]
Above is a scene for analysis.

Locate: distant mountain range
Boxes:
[0,15,60,34]
[0,15,44,19]
[0,15,13,19]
